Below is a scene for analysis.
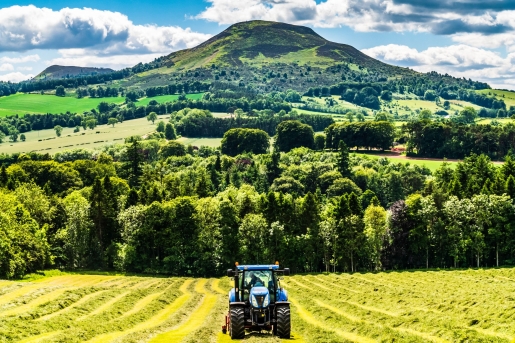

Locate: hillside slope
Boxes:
[164,21,400,73]
[34,65,114,81]
[121,21,415,91]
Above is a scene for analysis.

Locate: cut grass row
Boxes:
[2,269,515,342]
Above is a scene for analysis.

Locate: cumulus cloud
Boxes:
[196,0,515,48]
[0,72,34,82]
[362,44,515,89]
[0,63,14,72]
[0,6,210,54]
[0,55,40,64]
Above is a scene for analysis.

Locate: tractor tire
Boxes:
[276,305,291,339]
[229,307,245,339]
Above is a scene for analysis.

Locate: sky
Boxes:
[0,0,515,90]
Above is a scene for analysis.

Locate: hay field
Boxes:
[1,269,514,342]
[0,115,168,155]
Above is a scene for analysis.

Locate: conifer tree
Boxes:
[506,175,515,199]
[337,140,351,178]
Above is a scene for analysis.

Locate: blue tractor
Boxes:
[222,263,291,339]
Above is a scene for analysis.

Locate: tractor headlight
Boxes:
[263,294,270,307]
[251,295,258,307]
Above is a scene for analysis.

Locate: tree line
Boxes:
[2,125,515,278]
[404,119,515,159]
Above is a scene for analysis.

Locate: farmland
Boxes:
[136,93,204,106]
[0,94,125,117]
[1,269,515,342]
[0,115,167,155]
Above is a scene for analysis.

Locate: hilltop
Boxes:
[121,20,416,91]
[34,65,114,81]
[163,21,403,73]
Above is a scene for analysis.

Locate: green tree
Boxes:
[314,133,325,150]
[20,134,26,142]
[221,128,270,156]
[165,123,177,140]
[159,141,187,158]
[337,140,351,177]
[9,128,19,142]
[108,117,118,127]
[424,90,438,101]
[54,125,63,137]
[125,137,144,187]
[419,109,432,120]
[55,85,66,97]
[147,112,158,124]
[156,121,166,133]
[456,107,478,124]
[61,191,92,268]
[275,120,314,152]
[86,119,96,130]
[364,204,387,270]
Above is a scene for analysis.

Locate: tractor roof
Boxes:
[236,265,279,271]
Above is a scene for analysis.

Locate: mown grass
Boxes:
[136,93,204,106]
[0,115,167,155]
[355,152,458,172]
[1,269,515,342]
[0,93,125,117]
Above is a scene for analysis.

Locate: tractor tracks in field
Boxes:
[83,278,195,342]
[148,279,218,342]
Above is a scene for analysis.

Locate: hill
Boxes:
[164,20,404,73]
[34,65,114,81]
[121,20,417,91]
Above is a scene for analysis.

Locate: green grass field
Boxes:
[177,137,224,148]
[477,89,515,108]
[356,153,459,172]
[136,93,204,106]
[0,94,125,117]
[0,115,167,155]
[1,269,515,342]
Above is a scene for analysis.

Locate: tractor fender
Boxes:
[277,288,288,302]
[229,302,246,307]
[229,288,236,303]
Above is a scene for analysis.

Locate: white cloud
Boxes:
[17,66,32,71]
[0,72,34,82]
[0,63,14,72]
[195,0,515,47]
[0,54,40,64]
[47,51,164,69]
[0,6,210,55]
[362,44,515,89]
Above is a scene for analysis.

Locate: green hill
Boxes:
[34,65,114,81]
[121,21,416,90]
[163,21,404,73]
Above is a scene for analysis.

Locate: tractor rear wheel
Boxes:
[229,307,245,339]
[276,305,291,339]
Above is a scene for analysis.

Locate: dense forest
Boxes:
[2,119,515,279]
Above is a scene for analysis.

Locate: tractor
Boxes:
[222,263,291,339]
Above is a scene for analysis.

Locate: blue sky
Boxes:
[0,0,514,89]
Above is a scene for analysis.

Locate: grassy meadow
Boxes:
[0,94,125,117]
[477,89,515,108]
[0,115,167,155]
[136,93,204,106]
[1,269,514,342]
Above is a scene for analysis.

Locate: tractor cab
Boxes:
[222,263,291,339]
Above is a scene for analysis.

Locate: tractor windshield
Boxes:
[242,270,275,292]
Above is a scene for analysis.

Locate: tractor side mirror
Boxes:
[227,269,234,277]
[283,268,290,276]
